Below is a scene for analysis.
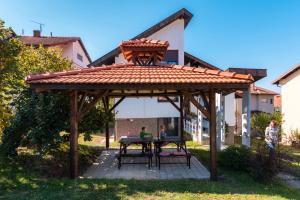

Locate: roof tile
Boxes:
[26,64,254,86]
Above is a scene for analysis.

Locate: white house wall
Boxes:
[72,40,90,67]
[251,94,274,114]
[280,68,300,136]
[115,19,184,65]
[56,41,89,68]
[115,97,180,119]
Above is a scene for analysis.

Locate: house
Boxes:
[19,30,91,68]
[273,64,300,141]
[89,8,262,146]
[250,85,278,113]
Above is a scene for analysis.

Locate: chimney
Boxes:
[33,30,41,37]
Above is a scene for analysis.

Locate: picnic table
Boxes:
[117,136,153,169]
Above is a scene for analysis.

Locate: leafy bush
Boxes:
[218,145,251,172]
[1,143,102,178]
[1,89,113,156]
[249,141,278,182]
[251,112,272,136]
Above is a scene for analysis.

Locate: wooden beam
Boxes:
[180,95,184,141]
[165,96,180,112]
[109,96,126,113]
[78,93,87,114]
[78,90,109,121]
[70,91,78,179]
[209,90,217,181]
[199,92,210,112]
[185,93,210,120]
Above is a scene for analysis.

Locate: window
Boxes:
[270,99,273,104]
[261,98,267,103]
[77,53,83,62]
[160,50,178,64]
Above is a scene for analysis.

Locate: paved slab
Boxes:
[83,149,210,180]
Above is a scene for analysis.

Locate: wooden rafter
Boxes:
[199,92,210,112]
[109,96,126,113]
[185,93,210,120]
[165,96,180,112]
[78,90,109,121]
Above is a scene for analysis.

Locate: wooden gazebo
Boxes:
[26,39,254,180]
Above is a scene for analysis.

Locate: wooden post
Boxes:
[70,91,78,179]
[209,90,217,181]
[105,97,110,149]
[242,87,251,147]
[180,95,184,141]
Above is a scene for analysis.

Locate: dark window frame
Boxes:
[77,53,83,62]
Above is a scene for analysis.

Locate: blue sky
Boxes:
[1,0,300,92]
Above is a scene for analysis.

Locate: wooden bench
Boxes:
[156,149,191,170]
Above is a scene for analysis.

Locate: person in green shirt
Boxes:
[140,127,152,153]
[140,127,152,140]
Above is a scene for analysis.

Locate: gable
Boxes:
[90,8,192,66]
[115,19,185,65]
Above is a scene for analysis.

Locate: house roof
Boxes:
[227,68,267,81]
[272,64,300,85]
[89,8,193,67]
[26,64,253,86]
[19,36,92,63]
[250,85,278,95]
[184,52,220,70]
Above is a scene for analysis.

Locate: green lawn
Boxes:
[1,136,300,199]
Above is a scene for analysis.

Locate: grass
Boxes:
[1,137,300,199]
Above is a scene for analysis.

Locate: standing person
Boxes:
[265,120,279,150]
[265,120,279,170]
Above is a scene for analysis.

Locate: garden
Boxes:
[1,20,300,199]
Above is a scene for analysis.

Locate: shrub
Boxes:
[218,145,251,172]
[249,142,278,182]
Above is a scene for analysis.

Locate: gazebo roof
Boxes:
[26,38,254,92]
[26,64,253,86]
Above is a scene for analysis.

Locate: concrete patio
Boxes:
[83,149,210,180]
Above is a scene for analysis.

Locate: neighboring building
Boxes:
[250,85,279,114]
[19,30,91,68]
[224,84,278,139]
[273,64,300,140]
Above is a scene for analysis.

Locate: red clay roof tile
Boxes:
[26,64,254,85]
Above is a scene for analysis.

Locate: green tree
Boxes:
[0,20,23,135]
[251,111,283,137]
[1,20,113,155]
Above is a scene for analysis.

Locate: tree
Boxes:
[0,20,23,135]
[1,20,113,155]
[251,111,283,138]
